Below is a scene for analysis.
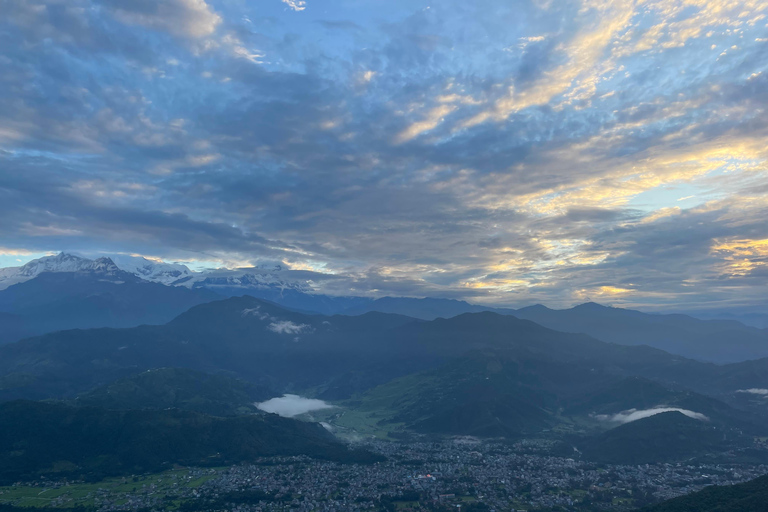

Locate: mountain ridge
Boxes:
[0,400,380,484]
[3,296,768,409]
[1,254,765,364]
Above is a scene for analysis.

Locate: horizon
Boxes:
[1,250,766,321]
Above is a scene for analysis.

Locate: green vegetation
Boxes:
[0,400,382,484]
[641,473,768,512]
[345,353,555,437]
[74,368,273,416]
[579,411,754,465]
[0,468,216,510]
[563,377,740,423]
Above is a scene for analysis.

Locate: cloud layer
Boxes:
[737,388,768,396]
[596,407,710,425]
[1,0,767,313]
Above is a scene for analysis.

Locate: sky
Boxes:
[1,0,767,313]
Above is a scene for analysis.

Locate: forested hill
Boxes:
[640,473,768,512]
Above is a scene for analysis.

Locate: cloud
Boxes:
[1,0,767,313]
[268,320,311,335]
[712,239,768,277]
[737,388,768,396]
[281,0,307,12]
[242,308,313,336]
[100,0,222,39]
[595,407,710,425]
[242,307,270,320]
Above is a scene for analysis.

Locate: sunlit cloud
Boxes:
[641,207,682,224]
[578,286,635,299]
[712,238,768,277]
[104,0,222,39]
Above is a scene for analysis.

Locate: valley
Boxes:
[2,439,766,512]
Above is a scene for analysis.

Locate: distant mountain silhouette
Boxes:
[513,302,768,363]
[342,298,766,363]
[343,296,514,320]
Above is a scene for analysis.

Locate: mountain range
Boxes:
[0,256,220,343]
[1,296,767,450]
[0,252,766,472]
[1,253,764,363]
[512,302,768,363]
[341,296,516,319]
[2,295,768,400]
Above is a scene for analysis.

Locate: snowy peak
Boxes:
[0,253,313,302]
[17,252,93,276]
[174,267,312,294]
[0,252,306,292]
[0,253,137,289]
[109,255,193,286]
[0,253,101,290]
[89,257,122,275]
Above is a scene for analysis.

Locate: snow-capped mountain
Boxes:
[0,253,192,290]
[172,265,312,294]
[0,253,312,297]
[169,267,373,314]
[109,255,193,286]
[0,253,125,290]
[0,253,366,315]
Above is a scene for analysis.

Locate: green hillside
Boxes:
[74,367,273,416]
[579,411,751,465]
[640,473,768,512]
[343,352,557,437]
[326,351,767,466]
[0,400,380,484]
[562,376,749,428]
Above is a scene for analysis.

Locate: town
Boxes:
[3,439,766,511]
